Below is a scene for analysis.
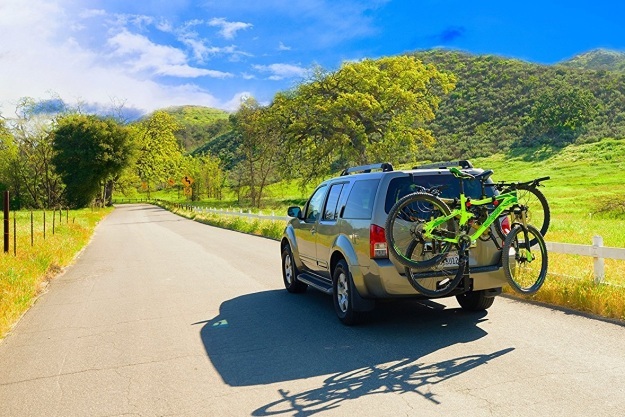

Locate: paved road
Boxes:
[1,204,624,417]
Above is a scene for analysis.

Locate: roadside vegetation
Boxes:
[0,208,111,338]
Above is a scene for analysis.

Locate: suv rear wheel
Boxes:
[282,245,307,293]
[333,260,361,325]
[456,290,495,311]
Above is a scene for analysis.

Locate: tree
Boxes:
[230,97,284,207]
[184,153,225,201]
[2,97,65,208]
[0,119,14,194]
[528,85,598,144]
[52,115,133,207]
[272,56,456,182]
[131,111,184,198]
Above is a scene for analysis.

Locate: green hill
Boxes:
[191,130,241,170]
[558,49,625,72]
[160,105,231,152]
[412,49,625,161]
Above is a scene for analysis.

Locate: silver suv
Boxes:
[280,161,507,325]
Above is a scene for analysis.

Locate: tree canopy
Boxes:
[270,55,456,182]
[131,111,185,197]
[52,114,133,207]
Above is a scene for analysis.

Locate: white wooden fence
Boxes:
[192,206,625,284]
[546,236,625,284]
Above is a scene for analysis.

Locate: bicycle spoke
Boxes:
[502,224,548,294]
[385,192,456,270]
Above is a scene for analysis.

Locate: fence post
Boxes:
[592,235,605,284]
[3,190,8,253]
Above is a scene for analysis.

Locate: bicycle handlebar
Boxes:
[496,176,551,189]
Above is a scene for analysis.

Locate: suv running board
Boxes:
[297,273,333,294]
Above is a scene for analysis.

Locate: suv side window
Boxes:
[304,185,327,222]
[343,179,380,220]
[323,183,345,221]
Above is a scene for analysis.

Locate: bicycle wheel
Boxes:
[385,192,456,270]
[404,239,466,297]
[495,185,550,245]
[502,224,548,294]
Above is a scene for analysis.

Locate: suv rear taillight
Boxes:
[501,216,511,235]
[370,224,388,259]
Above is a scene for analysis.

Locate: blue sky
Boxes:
[1,0,624,117]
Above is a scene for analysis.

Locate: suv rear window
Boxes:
[343,179,380,219]
[385,174,494,213]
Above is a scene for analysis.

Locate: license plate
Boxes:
[441,253,459,267]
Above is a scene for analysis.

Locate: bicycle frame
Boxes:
[422,190,519,244]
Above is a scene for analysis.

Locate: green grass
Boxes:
[0,208,112,339]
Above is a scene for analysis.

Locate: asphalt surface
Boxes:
[1,204,624,417]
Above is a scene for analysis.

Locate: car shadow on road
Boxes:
[196,290,514,413]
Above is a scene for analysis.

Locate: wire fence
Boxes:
[2,191,72,255]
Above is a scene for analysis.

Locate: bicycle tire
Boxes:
[385,192,456,270]
[404,239,466,297]
[502,224,548,294]
[495,185,550,245]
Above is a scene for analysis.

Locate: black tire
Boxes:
[332,260,360,325]
[502,224,548,294]
[385,192,456,270]
[495,185,550,246]
[404,239,466,297]
[281,245,307,293]
[456,290,496,311]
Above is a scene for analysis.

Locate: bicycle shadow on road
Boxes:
[197,290,513,410]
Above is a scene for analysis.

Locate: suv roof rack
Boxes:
[413,160,474,170]
[340,162,394,176]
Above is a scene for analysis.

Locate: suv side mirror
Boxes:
[287,206,302,219]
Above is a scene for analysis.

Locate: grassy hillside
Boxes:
[559,49,625,72]
[472,137,625,247]
[160,105,231,152]
[412,49,625,161]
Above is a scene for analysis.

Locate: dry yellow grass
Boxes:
[0,208,112,338]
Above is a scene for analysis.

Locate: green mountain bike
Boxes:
[385,167,548,297]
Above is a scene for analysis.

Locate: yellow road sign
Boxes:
[182,176,194,187]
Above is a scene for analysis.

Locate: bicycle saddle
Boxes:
[449,167,475,180]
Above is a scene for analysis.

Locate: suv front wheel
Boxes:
[333,260,361,325]
[282,245,307,293]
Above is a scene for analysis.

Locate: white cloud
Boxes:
[0,0,241,115]
[278,42,291,51]
[223,91,255,111]
[79,8,106,19]
[209,17,253,39]
[107,30,232,78]
[253,63,308,80]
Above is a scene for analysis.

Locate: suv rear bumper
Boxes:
[354,258,508,298]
